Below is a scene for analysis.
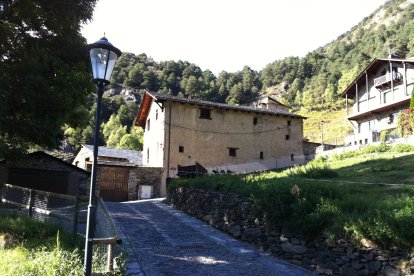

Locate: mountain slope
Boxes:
[65,0,414,148]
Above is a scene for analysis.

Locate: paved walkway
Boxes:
[105,199,313,276]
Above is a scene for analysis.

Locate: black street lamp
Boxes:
[84,36,121,276]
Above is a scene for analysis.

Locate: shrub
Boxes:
[391,144,414,153]
[398,108,414,137]
[410,86,414,108]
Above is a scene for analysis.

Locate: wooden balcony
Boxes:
[374,71,403,89]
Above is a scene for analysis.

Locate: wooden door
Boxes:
[99,167,129,202]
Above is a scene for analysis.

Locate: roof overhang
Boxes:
[341,58,414,98]
[135,91,156,127]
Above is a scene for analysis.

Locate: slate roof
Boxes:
[136,91,306,127]
[82,145,142,166]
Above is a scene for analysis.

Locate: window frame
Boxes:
[228,147,238,157]
[199,108,212,120]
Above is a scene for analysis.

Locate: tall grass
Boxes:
[169,145,414,248]
[0,212,124,275]
[285,157,338,178]
[0,212,84,275]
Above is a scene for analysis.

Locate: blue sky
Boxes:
[82,0,387,74]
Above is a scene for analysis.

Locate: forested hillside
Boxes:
[64,0,414,149]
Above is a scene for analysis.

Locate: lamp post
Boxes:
[84,36,121,276]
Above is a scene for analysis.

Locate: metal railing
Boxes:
[0,183,122,274]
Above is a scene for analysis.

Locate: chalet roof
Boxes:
[82,145,142,166]
[135,91,305,127]
[341,58,414,98]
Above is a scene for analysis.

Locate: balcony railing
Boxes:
[374,71,403,88]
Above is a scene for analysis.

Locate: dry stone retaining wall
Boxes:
[166,187,412,275]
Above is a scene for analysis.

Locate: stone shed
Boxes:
[73,145,162,201]
[0,151,90,195]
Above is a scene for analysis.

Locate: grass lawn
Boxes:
[330,152,414,184]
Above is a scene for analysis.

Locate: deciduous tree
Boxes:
[0,0,96,159]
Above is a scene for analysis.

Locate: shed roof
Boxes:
[82,145,142,166]
[135,91,305,127]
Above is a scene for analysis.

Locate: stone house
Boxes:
[342,57,414,145]
[0,151,90,195]
[252,95,290,112]
[73,145,161,201]
[135,91,306,196]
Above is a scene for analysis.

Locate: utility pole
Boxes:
[321,120,325,151]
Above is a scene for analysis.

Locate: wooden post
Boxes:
[346,94,348,115]
[390,61,394,101]
[366,72,369,109]
[28,189,35,217]
[356,83,359,113]
[404,62,407,96]
[107,243,114,272]
[73,196,79,235]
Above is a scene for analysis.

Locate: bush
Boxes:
[398,108,414,137]
[391,144,414,153]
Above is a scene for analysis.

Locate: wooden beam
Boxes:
[404,62,408,96]
[390,61,394,101]
[356,83,359,113]
[366,72,369,109]
[346,94,348,115]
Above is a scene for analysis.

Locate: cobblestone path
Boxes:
[105,199,313,276]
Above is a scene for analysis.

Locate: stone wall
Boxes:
[166,187,412,275]
[128,167,163,200]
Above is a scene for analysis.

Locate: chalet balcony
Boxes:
[374,71,403,89]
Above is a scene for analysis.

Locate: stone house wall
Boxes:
[166,187,410,275]
[128,167,163,200]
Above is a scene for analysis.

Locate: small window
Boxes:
[253,117,258,125]
[285,134,290,140]
[147,148,150,163]
[291,154,295,161]
[260,152,264,160]
[357,123,361,134]
[156,109,158,120]
[365,138,368,144]
[228,148,237,157]
[199,108,211,120]
[75,161,79,167]
[179,146,184,153]
[147,119,150,131]
[287,120,291,126]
